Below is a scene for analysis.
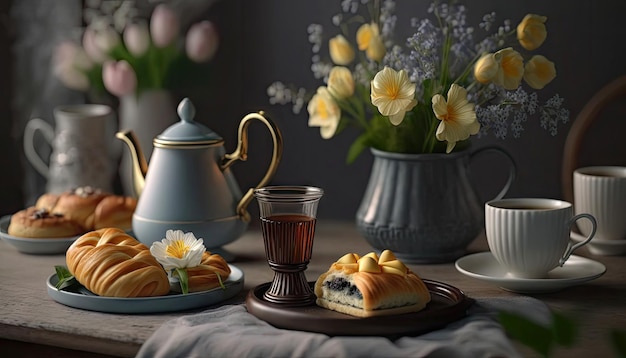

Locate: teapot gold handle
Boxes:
[221,111,283,222]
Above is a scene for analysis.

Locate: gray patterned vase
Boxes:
[356,147,515,264]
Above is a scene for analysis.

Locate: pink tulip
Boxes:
[123,22,150,57]
[52,41,93,91]
[185,21,219,63]
[82,24,120,63]
[150,4,179,48]
[102,60,137,96]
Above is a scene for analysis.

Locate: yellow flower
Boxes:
[473,53,499,84]
[357,22,386,62]
[517,14,547,51]
[523,55,556,90]
[329,35,355,65]
[308,86,341,139]
[493,47,524,90]
[432,84,479,153]
[366,36,386,62]
[370,66,417,125]
[327,66,355,99]
[356,23,374,50]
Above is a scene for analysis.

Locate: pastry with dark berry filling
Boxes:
[314,250,431,317]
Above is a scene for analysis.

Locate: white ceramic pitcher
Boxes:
[24,104,116,193]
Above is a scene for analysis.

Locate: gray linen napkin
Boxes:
[136,296,550,358]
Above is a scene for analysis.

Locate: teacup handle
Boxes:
[24,117,55,178]
[470,146,517,201]
[221,111,283,222]
[560,213,597,266]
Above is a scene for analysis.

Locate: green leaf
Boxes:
[54,265,78,291]
[498,311,553,357]
[216,272,226,290]
[550,311,578,347]
[346,133,370,164]
[174,268,189,294]
[610,329,626,357]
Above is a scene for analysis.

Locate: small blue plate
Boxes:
[47,264,244,313]
[0,215,79,255]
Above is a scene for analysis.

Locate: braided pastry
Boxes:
[184,251,232,293]
[66,228,170,297]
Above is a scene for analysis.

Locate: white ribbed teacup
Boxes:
[574,166,626,241]
[485,198,597,279]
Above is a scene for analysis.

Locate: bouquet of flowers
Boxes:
[267,0,569,163]
[53,3,219,97]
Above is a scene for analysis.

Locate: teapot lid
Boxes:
[154,98,223,146]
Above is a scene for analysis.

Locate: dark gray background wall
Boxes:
[3,0,626,224]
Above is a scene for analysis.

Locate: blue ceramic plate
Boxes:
[46,264,244,314]
[0,215,79,255]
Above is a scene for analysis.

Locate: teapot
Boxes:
[116,98,282,257]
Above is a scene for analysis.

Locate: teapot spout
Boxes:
[115,130,148,197]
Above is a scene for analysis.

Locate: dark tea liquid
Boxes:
[261,214,316,264]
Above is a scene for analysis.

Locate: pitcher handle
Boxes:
[221,111,283,222]
[24,117,55,178]
[470,146,516,201]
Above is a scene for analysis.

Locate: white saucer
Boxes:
[454,252,606,293]
[571,232,626,256]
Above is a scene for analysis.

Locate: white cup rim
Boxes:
[574,166,626,178]
[486,198,571,211]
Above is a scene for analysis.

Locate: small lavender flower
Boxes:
[307,24,323,54]
[480,12,497,32]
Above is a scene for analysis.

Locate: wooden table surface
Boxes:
[1,220,624,357]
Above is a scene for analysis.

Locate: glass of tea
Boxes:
[254,186,324,306]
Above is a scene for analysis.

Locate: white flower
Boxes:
[150,230,205,272]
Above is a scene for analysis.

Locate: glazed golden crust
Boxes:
[34,193,61,212]
[8,207,83,238]
[53,189,108,230]
[315,269,431,314]
[11,187,137,238]
[93,195,137,231]
[66,228,170,297]
[185,251,231,292]
[314,251,431,317]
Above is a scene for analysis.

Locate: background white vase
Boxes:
[118,90,177,197]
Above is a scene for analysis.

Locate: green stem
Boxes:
[174,268,189,294]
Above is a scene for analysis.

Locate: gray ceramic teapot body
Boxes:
[117,98,283,255]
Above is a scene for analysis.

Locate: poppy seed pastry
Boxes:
[66,228,170,297]
[8,207,84,238]
[314,250,431,317]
